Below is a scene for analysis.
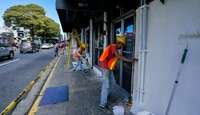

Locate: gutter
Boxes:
[131,0,148,113]
[138,3,148,105]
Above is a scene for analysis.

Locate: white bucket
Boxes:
[113,106,124,115]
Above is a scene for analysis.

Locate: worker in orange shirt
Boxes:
[73,44,87,72]
[98,36,138,114]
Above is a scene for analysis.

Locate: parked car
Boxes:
[41,43,50,49]
[20,42,39,53]
[48,43,54,48]
[0,43,14,59]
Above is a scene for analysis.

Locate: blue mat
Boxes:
[39,85,69,106]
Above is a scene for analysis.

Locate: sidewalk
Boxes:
[31,54,134,115]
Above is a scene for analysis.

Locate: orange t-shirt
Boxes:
[73,47,83,59]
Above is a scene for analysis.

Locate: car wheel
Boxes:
[20,51,23,53]
[8,52,14,59]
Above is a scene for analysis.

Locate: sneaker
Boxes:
[98,106,111,114]
[84,69,89,73]
[82,69,89,73]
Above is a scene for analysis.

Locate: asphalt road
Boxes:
[0,48,55,112]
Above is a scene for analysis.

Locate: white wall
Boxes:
[139,0,200,114]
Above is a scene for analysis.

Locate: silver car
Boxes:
[20,42,39,53]
[0,43,14,59]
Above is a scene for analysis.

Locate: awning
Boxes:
[56,0,162,32]
[56,0,108,32]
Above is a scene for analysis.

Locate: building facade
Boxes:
[56,0,200,114]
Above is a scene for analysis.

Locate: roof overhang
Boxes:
[56,0,162,32]
[56,0,109,32]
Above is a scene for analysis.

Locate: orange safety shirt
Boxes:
[73,47,83,59]
[99,44,118,70]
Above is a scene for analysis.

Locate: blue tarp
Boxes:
[39,85,69,106]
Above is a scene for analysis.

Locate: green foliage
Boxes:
[2,4,60,38]
[36,17,60,37]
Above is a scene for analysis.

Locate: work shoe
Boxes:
[82,69,89,73]
[84,69,89,73]
[72,68,76,71]
[98,106,111,114]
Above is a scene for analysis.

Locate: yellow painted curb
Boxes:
[28,56,61,115]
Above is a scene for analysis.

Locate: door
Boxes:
[122,16,135,93]
[85,29,90,54]
[94,23,103,66]
[0,43,8,57]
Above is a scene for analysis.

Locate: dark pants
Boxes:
[55,49,58,56]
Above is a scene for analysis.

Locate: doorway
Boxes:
[112,15,135,94]
[122,16,135,93]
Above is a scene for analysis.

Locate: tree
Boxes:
[36,17,60,38]
[2,4,60,39]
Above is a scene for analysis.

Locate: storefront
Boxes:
[86,10,136,95]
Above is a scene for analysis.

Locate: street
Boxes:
[0,49,55,111]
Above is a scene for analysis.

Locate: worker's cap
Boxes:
[117,36,126,44]
[81,44,87,48]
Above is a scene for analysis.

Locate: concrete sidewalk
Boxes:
[11,50,134,115]
[32,54,134,115]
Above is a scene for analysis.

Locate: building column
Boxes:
[89,19,93,66]
[81,29,84,43]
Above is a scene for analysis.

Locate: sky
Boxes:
[0,0,63,33]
